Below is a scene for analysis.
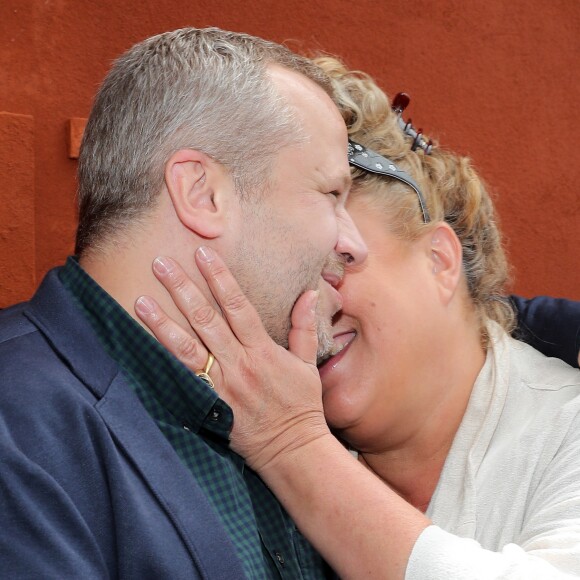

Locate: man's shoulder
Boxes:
[0,277,115,431]
[511,295,580,367]
[0,298,89,393]
[0,306,103,445]
[0,300,37,344]
[0,300,70,391]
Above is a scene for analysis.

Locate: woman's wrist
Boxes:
[246,412,333,474]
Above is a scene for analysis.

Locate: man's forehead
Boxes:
[321,145,352,187]
[266,64,351,192]
[267,64,329,103]
[313,164,351,194]
[267,64,344,133]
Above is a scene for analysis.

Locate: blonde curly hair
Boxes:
[315,56,515,344]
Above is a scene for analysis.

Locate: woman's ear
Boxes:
[164,149,227,239]
[429,223,463,305]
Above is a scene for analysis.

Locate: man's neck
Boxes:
[79,238,201,340]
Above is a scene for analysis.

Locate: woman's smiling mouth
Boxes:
[318,330,356,377]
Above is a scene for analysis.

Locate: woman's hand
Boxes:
[135,246,331,471]
[136,247,430,580]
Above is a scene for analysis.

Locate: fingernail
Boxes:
[136,296,155,315]
[153,256,174,275]
[197,246,214,263]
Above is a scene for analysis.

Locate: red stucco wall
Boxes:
[1,0,578,307]
[0,112,35,304]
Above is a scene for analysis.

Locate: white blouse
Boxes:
[407,324,580,579]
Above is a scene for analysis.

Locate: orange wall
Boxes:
[1,0,578,307]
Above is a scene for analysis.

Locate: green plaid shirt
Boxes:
[60,257,330,579]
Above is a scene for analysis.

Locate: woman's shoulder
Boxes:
[485,325,580,444]
[506,333,580,400]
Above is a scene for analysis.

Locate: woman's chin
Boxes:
[322,386,365,432]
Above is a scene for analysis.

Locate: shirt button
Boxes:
[275,551,285,566]
[210,409,221,421]
[183,424,191,431]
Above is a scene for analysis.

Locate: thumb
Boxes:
[288,290,319,366]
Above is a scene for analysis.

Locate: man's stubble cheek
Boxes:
[229,206,327,349]
[226,249,294,348]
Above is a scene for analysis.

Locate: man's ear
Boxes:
[428,223,463,305]
[164,149,227,239]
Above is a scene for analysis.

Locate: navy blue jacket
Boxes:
[0,270,246,578]
[511,295,580,368]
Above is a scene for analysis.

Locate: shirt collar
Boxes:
[59,256,233,436]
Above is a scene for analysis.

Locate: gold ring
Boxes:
[195,352,215,389]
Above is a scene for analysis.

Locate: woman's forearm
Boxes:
[258,431,430,580]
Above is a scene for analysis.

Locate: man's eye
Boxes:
[328,190,341,198]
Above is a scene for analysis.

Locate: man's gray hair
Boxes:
[76,27,333,255]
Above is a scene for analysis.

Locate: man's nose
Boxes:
[335,208,368,266]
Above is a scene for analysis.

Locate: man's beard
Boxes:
[228,237,345,361]
[315,254,345,365]
[316,316,336,365]
[246,253,345,364]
